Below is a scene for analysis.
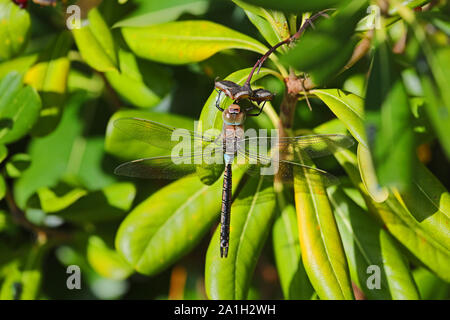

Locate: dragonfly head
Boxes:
[223,104,246,125]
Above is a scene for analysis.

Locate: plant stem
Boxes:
[244,9,335,87]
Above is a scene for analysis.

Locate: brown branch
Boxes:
[244,9,335,87]
[5,184,72,242]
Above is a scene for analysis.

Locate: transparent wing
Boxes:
[114,154,206,179]
[242,134,354,160]
[243,158,340,188]
[113,117,219,151]
[236,135,350,188]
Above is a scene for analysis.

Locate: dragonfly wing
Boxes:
[113,117,218,151]
[114,155,202,179]
[242,134,354,159]
[237,147,340,189]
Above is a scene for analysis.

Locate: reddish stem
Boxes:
[244,8,335,87]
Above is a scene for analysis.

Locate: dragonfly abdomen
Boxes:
[220,163,232,258]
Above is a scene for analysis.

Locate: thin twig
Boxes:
[4,184,71,242]
[244,9,335,87]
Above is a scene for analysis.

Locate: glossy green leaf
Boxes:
[0,0,30,61]
[238,0,343,13]
[73,8,117,72]
[357,144,388,203]
[413,267,449,300]
[113,0,209,28]
[417,47,450,158]
[233,1,289,46]
[116,168,246,275]
[24,32,72,137]
[272,201,314,299]
[391,160,450,251]
[236,5,283,47]
[365,32,415,190]
[328,186,419,299]
[294,164,354,299]
[87,235,133,280]
[122,20,268,65]
[311,88,367,147]
[205,175,276,299]
[0,72,41,144]
[105,110,194,161]
[290,140,353,300]
[281,1,367,84]
[324,136,450,282]
[105,48,172,108]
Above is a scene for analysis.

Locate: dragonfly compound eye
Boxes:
[251,88,275,102]
[215,80,251,101]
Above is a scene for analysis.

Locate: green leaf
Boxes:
[0,143,7,164]
[24,32,72,136]
[5,153,31,178]
[0,245,46,300]
[236,5,283,47]
[122,20,268,65]
[0,175,5,201]
[365,34,415,190]
[52,183,135,222]
[417,47,450,158]
[327,142,450,283]
[281,0,367,84]
[0,72,41,144]
[14,91,115,208]
[0,54,38,79]
[294,181,354,299]
[233,1,290,46]
[116,168,246,275]
[35,186,88,213]
[311,88,367,147]
[272,201,314,299]
[293,146,353,299]
[113,0,209,28]
[105,48,173,108]
[357,144,388,203]
[105,110,194,161]
[72,8,117,72]
[0,0,30,61]
[87,235,133,280]
[391,160,450,252]
[413,267,449,300]
[205,175,276,299]
[238,0,343,13]
[328,186,419,299]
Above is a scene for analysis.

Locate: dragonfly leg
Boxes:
[246,100,266,117]
[215,90,224,112]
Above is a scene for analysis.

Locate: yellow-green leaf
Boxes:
[122,20,268,64]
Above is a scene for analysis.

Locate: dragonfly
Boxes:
[114,104,354,258]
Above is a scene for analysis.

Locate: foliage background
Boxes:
[0,0,449,300]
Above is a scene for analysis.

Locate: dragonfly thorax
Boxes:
[223,104,246,125]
